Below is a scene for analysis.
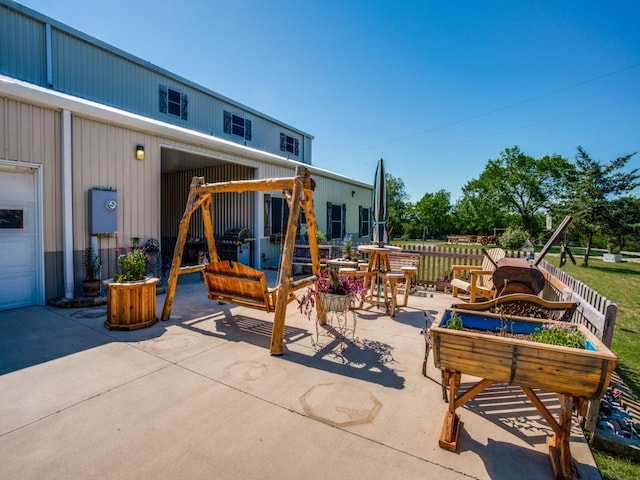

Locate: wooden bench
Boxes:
[447,235,475,244]
[203,260,313,312]
[292,244,334,273]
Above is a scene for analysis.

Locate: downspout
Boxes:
[253,169,262,268]
[62,109,74,299]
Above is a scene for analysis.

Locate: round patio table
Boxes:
[356,245,402,314]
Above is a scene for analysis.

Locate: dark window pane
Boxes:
[285,135,294,153]
[168,102,181,116]
[232,114,245,137]
[331,204,342,239]
[168,89,180,103]
[167,88,181,116]
[270,198,290,235]
[0,209,24,228]
[232,124,244,136]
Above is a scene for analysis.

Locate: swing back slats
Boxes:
[204,260,276,312]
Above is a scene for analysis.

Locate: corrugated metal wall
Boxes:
[160,163,255,246]
[53,29,152,113]
[71,116,160,252]
[0,6,47,86]
[1,2,314,163]
[0,96,61,252]
[1,90,372,293]
[0,95,62,298]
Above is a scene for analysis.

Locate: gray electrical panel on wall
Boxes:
[88,188,118,234]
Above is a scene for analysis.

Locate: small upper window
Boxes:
[280,133,299,156]
[224,111,252,141]
[159,85,188,120]
[232,114,245,136]
[168,89,181,116]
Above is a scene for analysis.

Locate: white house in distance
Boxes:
[0,0,372,310]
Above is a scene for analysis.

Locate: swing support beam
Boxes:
[161,166,320,355]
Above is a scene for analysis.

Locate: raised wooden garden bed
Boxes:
[431,308,617,479]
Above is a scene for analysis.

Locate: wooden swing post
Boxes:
[270,175,304,355]
[161,176,208,321]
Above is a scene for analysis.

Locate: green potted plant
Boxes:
[603,240,622,263]
[297,269,366,319]
[82,245,102,297]
[341,234,353,259]
[113,249,146,282]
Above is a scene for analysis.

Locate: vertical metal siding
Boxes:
[0,96,62,253]
[53,30,148,113]
[0,94,62,298]
[160,162,255,241]
[0,6,47,86]
[71,117,161,265]
[2,3,314,167]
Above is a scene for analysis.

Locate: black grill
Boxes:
[218,228,251,264]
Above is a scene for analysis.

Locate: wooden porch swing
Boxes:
[160,166,321,355]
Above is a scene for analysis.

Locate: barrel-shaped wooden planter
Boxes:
[431,309,617,399]
[103,277,159,331]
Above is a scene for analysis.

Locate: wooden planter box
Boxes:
[431,309,616,400]
[431,308,617,479]
[103,277,159,331]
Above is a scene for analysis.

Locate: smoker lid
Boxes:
[222,228,250,241]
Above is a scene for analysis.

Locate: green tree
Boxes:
[414,190,453,238]
[460,146,571,237]
[554,147,639,266]
[451,192,510,235]
[385,173,410,239]
[604,196,640,250]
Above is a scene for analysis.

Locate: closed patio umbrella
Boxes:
[371,158,388,247]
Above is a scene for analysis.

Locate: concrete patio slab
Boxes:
[0,275,602,479]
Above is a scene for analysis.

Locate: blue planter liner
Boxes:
[442,310,592,349]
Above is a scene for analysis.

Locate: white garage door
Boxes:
[0,167,38,310]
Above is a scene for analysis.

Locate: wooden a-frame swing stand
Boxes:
[161,166,321,355]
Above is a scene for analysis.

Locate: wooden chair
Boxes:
[387,251,420,307]
[450,248,506,302]
[204,260,311,312]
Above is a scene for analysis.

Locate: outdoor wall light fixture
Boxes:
[135,145,145,160]
[351,190,356,197]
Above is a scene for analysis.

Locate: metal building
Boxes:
[0,0,372,309]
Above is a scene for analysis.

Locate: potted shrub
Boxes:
[104,248,159,331]
[341,234,353,259]
[297,269,366,320]
[82,245,102,297]
[113,249,146,282]
[603,241,622,263]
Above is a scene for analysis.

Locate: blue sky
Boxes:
[17,0,640,202]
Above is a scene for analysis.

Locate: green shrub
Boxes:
[113,249,146,282]
[531,323,586,349]
[499,227,531,250]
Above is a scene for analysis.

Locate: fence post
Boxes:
[602,303,617,349]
